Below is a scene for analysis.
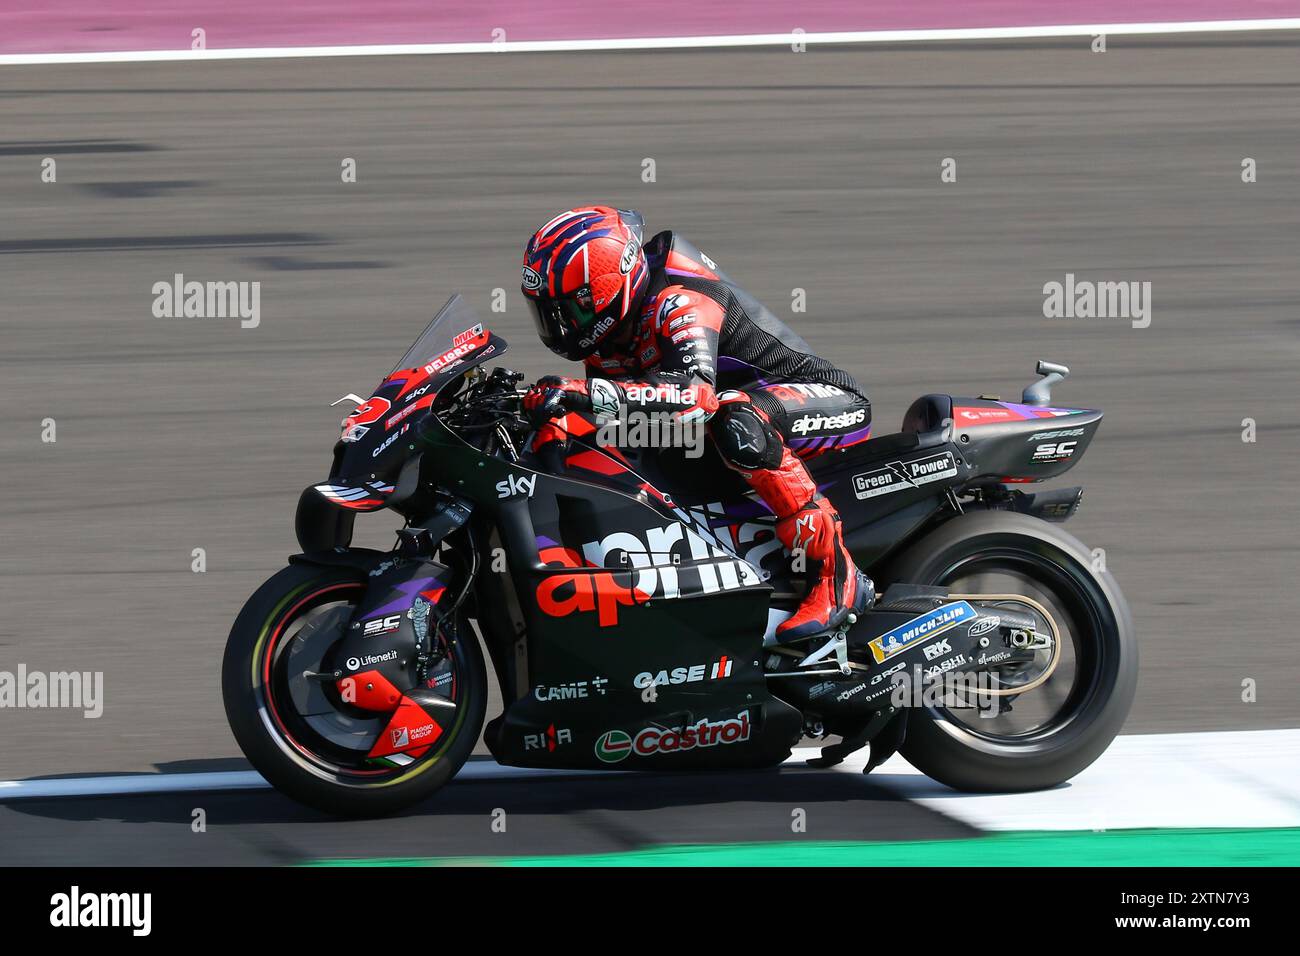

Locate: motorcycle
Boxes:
[222,294,1136,816]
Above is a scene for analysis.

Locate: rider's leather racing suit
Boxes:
[540,231,874,641]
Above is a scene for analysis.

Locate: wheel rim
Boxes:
[256,581,468,785]
[923,545,1118,751]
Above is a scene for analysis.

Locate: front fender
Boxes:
[288,547,391,575]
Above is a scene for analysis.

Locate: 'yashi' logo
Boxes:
[535,546,652,628]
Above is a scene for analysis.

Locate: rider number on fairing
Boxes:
[852,451,958,500]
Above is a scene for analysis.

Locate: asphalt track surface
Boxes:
[0,759,979,865]
[1,32,1299,861]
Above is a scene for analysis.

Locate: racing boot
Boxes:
[742,443,874,642]
[774,497,874,641]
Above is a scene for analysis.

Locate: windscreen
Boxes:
[390,294,486,374]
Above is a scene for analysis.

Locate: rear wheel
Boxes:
[884,511,1136,792]
[222,562,486,816]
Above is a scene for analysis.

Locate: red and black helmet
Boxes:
[521,206,649,360]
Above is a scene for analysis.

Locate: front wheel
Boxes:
[221,562,486,816]
[884,511,1137,792]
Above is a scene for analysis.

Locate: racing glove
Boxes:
[523,376,591,427]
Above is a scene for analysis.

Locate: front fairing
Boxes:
[315,296,508,512]
[332,328,506,481]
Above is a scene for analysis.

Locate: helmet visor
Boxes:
[528,286,606,357]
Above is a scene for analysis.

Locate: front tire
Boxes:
[884,511,1137,792]
[222,562,486,817]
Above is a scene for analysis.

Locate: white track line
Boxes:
[0,770,270,800]
[847,728,1300,831]
[2,19,1300,66]
[3,728,1299,835]
[0,761,608,801]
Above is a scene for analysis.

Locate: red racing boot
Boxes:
[743,444,875,642]
[774,497,874,641]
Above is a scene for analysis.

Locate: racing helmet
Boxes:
[521,206,648,360]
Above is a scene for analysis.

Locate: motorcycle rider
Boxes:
[520,205,874,641]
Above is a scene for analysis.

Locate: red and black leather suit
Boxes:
[528,230,874,641]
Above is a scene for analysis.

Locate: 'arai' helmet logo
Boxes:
[619,239,638,274]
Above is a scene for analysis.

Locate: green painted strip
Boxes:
[307,827,1300,867]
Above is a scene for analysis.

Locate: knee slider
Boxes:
[712,404,784,471]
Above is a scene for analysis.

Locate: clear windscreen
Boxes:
[390,294,485,374]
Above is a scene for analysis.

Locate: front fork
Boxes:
[288,494,478,762]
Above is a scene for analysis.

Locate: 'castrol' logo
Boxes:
[594,712,751,763]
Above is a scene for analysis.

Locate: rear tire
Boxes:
[884,511,1136,792]
[222,562,486,817]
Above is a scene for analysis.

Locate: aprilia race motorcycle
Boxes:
[223,295,1136,816]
